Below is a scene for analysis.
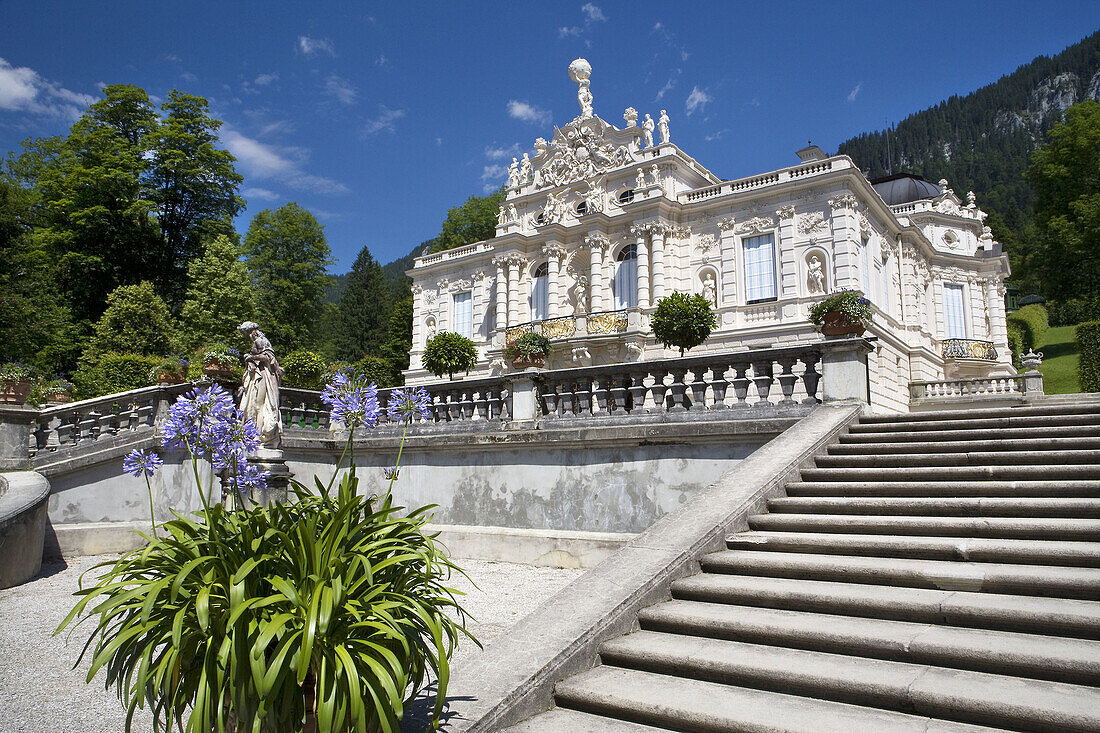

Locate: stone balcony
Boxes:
[941,338,999,362]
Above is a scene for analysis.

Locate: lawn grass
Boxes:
[1036,325,1081,394]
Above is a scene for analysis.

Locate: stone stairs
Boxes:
[506,401,1100,732]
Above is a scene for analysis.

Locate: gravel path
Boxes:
[0,554,584,732]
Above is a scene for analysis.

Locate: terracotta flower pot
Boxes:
[203,362,236,380]
[50,391,72,404]
[155,374,187,386]
[0,379,33,405]
[819,311,866,338]
[511,354,546,370]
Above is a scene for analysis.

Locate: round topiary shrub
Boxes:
[651,292,718,356]
[422,332,478,379]
[280,350,328,389]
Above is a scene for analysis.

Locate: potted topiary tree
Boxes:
[0,362,36,404]
[808,290,873,337]
[423,332,479,380]
[504,332,552,369]
[650,292,718,356]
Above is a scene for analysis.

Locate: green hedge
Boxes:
[1005,304,1049,353]
[73,353,160,399]
[1077,321,1100,393]
[1006,322,1026,368]
[280,350,328,389]
[355,355,398,388]
[1048,298,1100,327]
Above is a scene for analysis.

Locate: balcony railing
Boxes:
[942,338,998,361]
[505,309,633,346]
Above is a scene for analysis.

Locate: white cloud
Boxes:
[259,119,295,137]
[435,137,443,147]
[581,3,607,22]
[362,105,405,135]
[298,35,335,57]
[507,100,551,125]
[242,187,280,201]
[164,54,182,63]
[222,128,348,194]
[323,75,357,105]
[180,71,198,83]
[847,82,863,102]
[704,129,729,142]
[254,73,279,86]
[655,76,676,102]
[685,86,712,116]
[558,26,583,37]
[485,143,523,160]
[653,21,663,30]
[376,53,388,67]
[0,58,96,119]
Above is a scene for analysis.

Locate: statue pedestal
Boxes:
[249,448,292,507]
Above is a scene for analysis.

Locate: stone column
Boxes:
[544,243,566,318]
[630,224,650,309]
[493,257,507,332]
[775,205,798,298]
[987,277,1011,366]
[651,225,667,301]
[506,256,521,327]
[586,234,608,312]
[716,217,738,306]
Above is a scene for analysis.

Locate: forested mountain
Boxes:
[838,29,1100,231]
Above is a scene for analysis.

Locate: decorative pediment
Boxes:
[736,216,775,235]
[522,115,641,192]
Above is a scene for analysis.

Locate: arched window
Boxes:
[613,244,638,309]
[530,262,549,321]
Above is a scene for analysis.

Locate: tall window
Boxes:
[530,262,548,321]
[742,233,776,302]
[944,283,967,339]
[613,244,638,309]
[453,292,472,338]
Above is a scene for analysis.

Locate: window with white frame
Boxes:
[943,283,967,339]
[742,233,776,302]
[613,244,638,309]
[453,291,472,338]
[530,262,549,321]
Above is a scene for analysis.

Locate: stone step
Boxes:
[829,436,1100,455]
[554,665,1003,733]
[840,424,1100,443]
[505,708,670,732]
[848,413,1100,434]
[815,450,1100,468]
[670,573,1100,639]
[599,631,1100,732]
[700,549,1100,599]
[860,402,1100,423]
[768,496,1100,518]
[749,513,1100,541]
[800,464,1100,482]
[637,600,1100,685]
[786,480,1100,498]
[724,530,1100,567]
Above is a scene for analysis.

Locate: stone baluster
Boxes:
[590,375,611,415]
[801,353,822,404]
[688,368,709,409]
[448,389,463,421]
[499,386,513,420]
[710,364,730,409]
[460,388,476,420]
[776,357,799,405]
[574,377,593,416]
[751,360,774,406]
[474,390,490,421]
[541,378,560,416]
[729,362,752,408]
[558,381,576,417]
[487,387,503,420]
[648,369,669,413]
[667,368,689,412]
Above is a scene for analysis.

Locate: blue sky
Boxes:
[1,1,1098,272]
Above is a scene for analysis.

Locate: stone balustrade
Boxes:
[678,157,846,204]
[909,372,1043,404]
[503,309,636,346]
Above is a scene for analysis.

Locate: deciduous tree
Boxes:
[176,235,256,351]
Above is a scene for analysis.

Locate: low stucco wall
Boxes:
[0,472,51,588]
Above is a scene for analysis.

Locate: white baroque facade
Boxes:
[405,60,1012,412]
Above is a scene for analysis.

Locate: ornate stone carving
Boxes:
[806,254,826,294]
[529,115,639,190]
[628,223,649,238]
[580,177,605,214]
[797,211,828,236]
[537,190,567,226]
[642,114,655,148]
[542,243,567,260]
[507,203,518,222]
[696,233,718,262]
[568,58,594,119]
[585,234,610,251]
[657,109,670,144]
[635,168,646,190]
[736,216,775,234]
[411,284,423,295]
[472,270,486,281]
[435,278,449,292]
[715,216,738,232]
[828,193,858,210]
[571,345,592,365]
[701,271,717,308]
[623,107,637,128]
[776,204,796,220]
[858,212,874,235]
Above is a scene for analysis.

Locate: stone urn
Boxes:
[819,311,866,338]
[0,380,33,405]
[202,361,236,379]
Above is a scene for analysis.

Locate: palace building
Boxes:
[404,59,1013,412]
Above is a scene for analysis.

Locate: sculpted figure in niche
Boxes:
[238,322,284,449]
[702,272,717,308]
[572,275,589,315]
[658,109,670,144]
[642,114,655,148]
[507,158,520,189]
[807,255,826,294]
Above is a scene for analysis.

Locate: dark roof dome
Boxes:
[870,173,943,205]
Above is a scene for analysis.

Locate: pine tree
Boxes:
[336,245,392,361]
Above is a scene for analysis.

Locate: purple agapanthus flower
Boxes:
[321,372,381,429]
[234,463,269,492]
[386,387,433,423]
[161,384,236,454]
[123,448,162,477]
[382,466,400,481]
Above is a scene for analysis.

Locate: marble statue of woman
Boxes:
[238,322,284,449]
[507,158,520,189]
[642,114,655,148]
[520,153,532,184]
[807,255,826,294]
[658,109,670,144]
[571,275,589,315]
[702,273,717,308]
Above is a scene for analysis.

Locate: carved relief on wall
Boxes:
[735,216,774,235]
[775,204,796,220]
[796,211,828,239]
[803,248,830,296]
[696,233,718,262]
[525,116,640,191]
